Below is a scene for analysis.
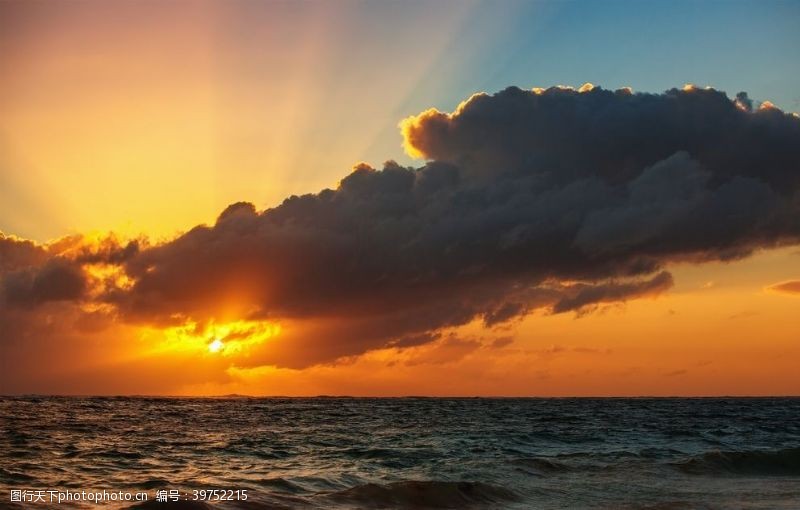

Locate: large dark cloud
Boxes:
[0,234,138,307]
[402,86,800,191]
[95,85,800,366]
[3,85,800,368]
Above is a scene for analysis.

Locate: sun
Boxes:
[208,338,224,353]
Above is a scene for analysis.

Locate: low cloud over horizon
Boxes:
[2,84,800,386]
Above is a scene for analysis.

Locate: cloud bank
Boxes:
[2,85,799,370]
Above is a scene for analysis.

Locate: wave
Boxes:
[340,447,405,459]
[0,467,35,483]
[674,447,800,476]
[511,457,572,475]
[138,478,173,490]
[69,448,145,460]
[256,476,306,493]
[325,480,519,508]
[617,503,714,510]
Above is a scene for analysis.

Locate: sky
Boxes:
[1,0,799,396]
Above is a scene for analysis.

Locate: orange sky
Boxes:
[1,1,799,397]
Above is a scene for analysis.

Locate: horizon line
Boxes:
[4,394,800,399]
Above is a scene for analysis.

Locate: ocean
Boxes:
[1,397,799,509]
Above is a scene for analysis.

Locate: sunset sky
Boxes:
[1,0,799,396]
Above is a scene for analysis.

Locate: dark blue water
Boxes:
[1,397,799,509]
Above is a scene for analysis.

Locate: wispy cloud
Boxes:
[766,280,800,295]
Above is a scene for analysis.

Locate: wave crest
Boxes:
[674,447,800,476]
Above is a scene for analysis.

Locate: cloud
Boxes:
[0,233,138,308]
[490,337,514,349]
[401,86,799,191]
[2,84,800,370]
[0,233,48,272]
[1,258,87,306]
[550,271,673,314]
[767,280,800,295]
[403,335,481,366]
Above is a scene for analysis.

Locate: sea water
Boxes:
[1,397,799,509]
